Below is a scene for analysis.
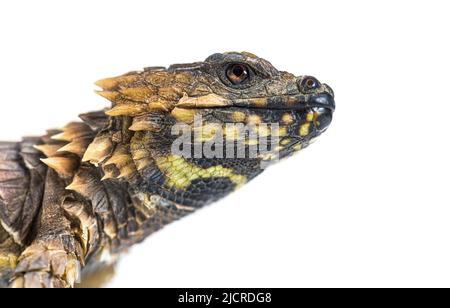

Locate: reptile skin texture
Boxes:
[0,52,335,288]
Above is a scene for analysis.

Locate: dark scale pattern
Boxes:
[175,177,236,207]
[144,177,236,208]
[138,164,168,188]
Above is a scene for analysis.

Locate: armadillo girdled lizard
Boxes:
[0,52,335,288]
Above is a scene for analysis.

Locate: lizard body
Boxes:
[0,52,335,288]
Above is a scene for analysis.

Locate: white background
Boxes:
[1,1,449,288]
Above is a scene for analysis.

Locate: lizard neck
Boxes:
[37,111,200,257]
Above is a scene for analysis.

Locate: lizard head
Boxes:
[91,52,335,207]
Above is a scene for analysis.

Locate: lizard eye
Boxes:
[226,63,250,85]
[301,77,321,92]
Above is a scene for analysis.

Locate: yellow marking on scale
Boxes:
[232,112,247,122]
[281,139,291,146]
[278,127,288,137]
[281,113,294,125]
[0,253,17,269]
[155,155,247,189]
[193,123,222,141]
[255,125,270,137]
[247,115,262,125]
[299,123,311,137]
[293,143,302,151]
[245,139,259,146]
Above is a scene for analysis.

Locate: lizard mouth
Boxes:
[234,93,335,112]
[175,93,335,113]
[234,93,335,132]
[172,92,334,132]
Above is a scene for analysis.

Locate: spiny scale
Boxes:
[40,156,78,177]
[95,69,189,117]
[57,137,92,157]
[38,122,96,178]
[82,134,114,166]
[33,144,61,157]
[103,145,137,180]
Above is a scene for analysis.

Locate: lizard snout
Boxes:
[308,92,335,111]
